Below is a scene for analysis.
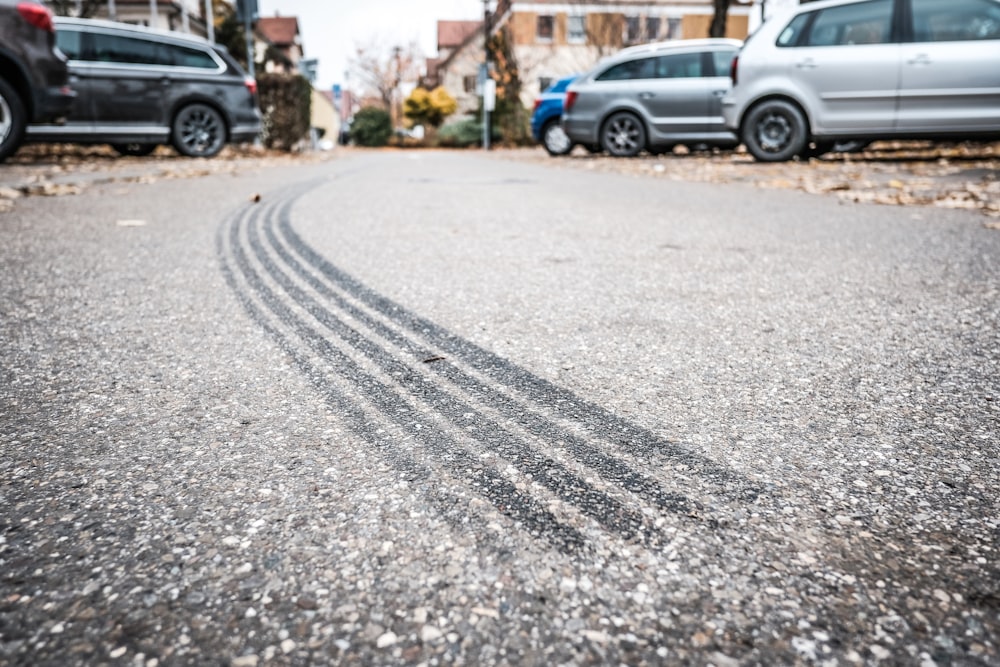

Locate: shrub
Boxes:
[438,118,502,148]
[404,87,458,129]
[350,107,393,147]
[257,72,311,150]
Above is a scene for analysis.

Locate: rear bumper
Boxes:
[230,121,261,144]
[563,117,598,146]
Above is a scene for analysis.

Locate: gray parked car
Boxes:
[723,0,1000,162]
[27,17,261,158]
[562,38,742,157]
[0,0,74,162]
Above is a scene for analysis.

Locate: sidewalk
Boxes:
[0,143,333,211]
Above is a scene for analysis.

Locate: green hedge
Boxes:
[257,73,312,151]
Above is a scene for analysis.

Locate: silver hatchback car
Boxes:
[562,38,742,157]
[723,0,1000,161]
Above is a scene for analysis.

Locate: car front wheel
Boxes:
[541,120,573,156]
[172,103,226,158]
[0,77,27,163]
[742,100,808,163]
[601,112,645,157]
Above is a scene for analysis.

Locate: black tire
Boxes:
[111,143,158,157]
[600,111,646,157]
[171,103,226,158]
[742,100,808,163]
[541,119,573,156]
[0,77,28,164]
[832,139,870,153]
[799,140,834,159]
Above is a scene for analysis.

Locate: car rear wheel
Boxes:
[601,112,645,158]
[0,78,27,163]
[742,100,808,163]
[541,119,573,156]
[172,103,226,158]
[112,143,158,157]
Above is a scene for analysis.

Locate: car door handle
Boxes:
[712,90,726,97]
[639,92,655,99]
[795,58,817,69]
[907,54,932,66]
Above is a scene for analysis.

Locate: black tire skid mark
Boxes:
[245,194,654,545]
[219,199,588,554]
[260,195,697,521]
[275,183,762,506]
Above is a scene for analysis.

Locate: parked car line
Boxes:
[723,0,1000,162]
[26,17,261,158]
[531,75,579,156]
[0,0,75,162]
[562,38,742,157]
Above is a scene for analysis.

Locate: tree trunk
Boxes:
[709,0,731,37]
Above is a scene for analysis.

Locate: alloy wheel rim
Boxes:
[758,112,792,153]
[0,96,11,143]
[608,119,638,152]
[181,109,221,154]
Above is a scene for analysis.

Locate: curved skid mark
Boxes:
[219,199,587,554]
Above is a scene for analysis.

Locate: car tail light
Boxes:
[564,91,577,112]
[533,99,541,112]
[729,55,739,85]
[17,2,55,32]
[244,77,258,96]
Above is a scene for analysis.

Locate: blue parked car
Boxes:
[530,75,579,156]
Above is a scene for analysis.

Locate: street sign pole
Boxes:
[239,0,256,78]
[482,1,491,150]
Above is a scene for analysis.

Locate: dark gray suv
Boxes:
[0,0,75,162]
[26,17,262,158]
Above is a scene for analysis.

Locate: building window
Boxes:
[538,76,553,92]
[667,18,682,40]
[646,17,661,41]
[463,74,477,93]
[537,15,554,42]
[567,15,586,43]
[624,16,641,44]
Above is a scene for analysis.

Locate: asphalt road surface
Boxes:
[2,150,998,665]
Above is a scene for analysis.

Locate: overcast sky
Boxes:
[257,0,486,91]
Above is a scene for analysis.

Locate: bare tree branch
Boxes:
[349,38,422,111]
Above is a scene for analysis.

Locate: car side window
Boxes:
[596,56,656,81]
[55,29,83,60]
[90,33,162,65]
[910,0,1000,41]
[777,14,812,46]
[710,49,737,76]
[654,52,703,78]
[805,0,893,46]
[167,43,219,69]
